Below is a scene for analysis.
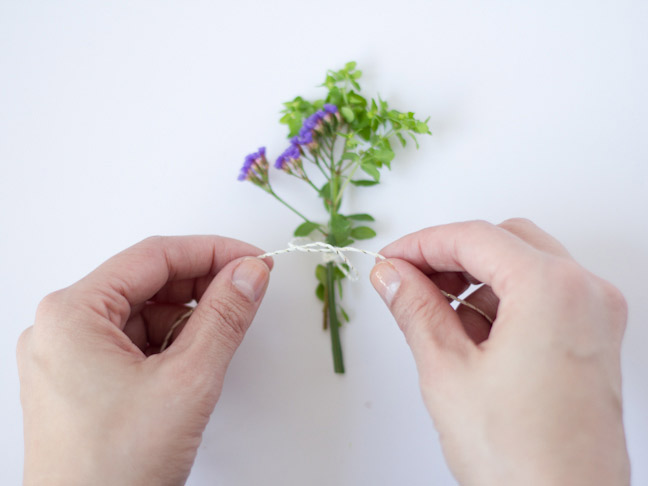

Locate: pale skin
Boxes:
[17,220,630,485]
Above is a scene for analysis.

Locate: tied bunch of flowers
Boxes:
[238,62,431,373]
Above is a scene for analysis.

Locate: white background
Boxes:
[1,1,647,484]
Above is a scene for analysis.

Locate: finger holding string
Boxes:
[137,251,275,353]
[438,218,575,344]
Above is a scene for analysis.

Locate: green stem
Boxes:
[325,152,344,373]
[304,178,319,192]
[269,189,325,236]
[325,261,344,373]
[324,133,338,169]
[306,155,330,179]
[335,162,361,206]
[269,190,311,222]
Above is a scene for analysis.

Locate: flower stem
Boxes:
[269,190,311,222]
[325,151,344,373]
[335,162,361,206]
[305,178,320,193]
[325,261,344,373]
[269,189,325,236]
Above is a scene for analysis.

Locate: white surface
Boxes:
[1,1,647,484]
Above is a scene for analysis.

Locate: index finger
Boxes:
[380,220,545,297]
[71,235,271,328]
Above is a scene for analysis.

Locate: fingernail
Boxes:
[371,261,401,306]
[232,258,269,302]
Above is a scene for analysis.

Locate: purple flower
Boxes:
[298,125,311,137]
[271,105,343,177]
[323,104,341,123]
[275,143,304,176]
[303,116,319,130]
[298,131,313,145]
[238,147,269,187]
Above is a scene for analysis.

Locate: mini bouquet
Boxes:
[239,62,431,373]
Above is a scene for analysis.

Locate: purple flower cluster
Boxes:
[275,104,339,174]
[239,104,341,184]
[237,147,269,186]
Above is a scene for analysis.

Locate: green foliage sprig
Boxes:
[238,62,431,373]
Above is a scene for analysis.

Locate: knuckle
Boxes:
[452,220,493,245]
[545,259,589,292]
[141,235,165,246]
[396,292,444,342]
[16,327,33,364]
[131,235,169,258]
[498,217,535,230]
[598,280,628,328]
[35,289,67,319]
[202,295,249,346]
[463,219,492,231]
[397,296,429,335]
[137,235,167,254]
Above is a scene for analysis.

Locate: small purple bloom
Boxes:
[274,154,286,170]
[275,143,305,175]
[238,147,269,186]
[303,116,319,130]
[323,104,338,114]
[286,144,300,159]
[298,125,311,137]
[297,131,313,145]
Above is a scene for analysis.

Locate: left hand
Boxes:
[17,236,272,486]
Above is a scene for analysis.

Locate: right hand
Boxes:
[370,219,629,486]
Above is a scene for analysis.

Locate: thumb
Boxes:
[167,256,270,378]
[370,258,474,370]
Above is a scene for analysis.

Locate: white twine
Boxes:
[257,241,385,281]
[257,241,494,324]
[160,241,494,352]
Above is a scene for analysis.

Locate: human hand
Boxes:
[17,236,272,486]
[370,219,629,486]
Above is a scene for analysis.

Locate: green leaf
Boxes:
[294,222,320,237]
[374,147,395,167]
[351,226,376,239]
[408,132,420,149]
[345,61,357,71]
[358,126,371,140]
[360,162,380,181]
[341,152,359,162]
[340,306,350,322]
[414,121,430,134]
[346,137,359,149]
[396,132,407,148]
[319,182,331,199]
[348,92,367,107]
[347,213,375,221]
[326,87,343,107]
[315,283,325,301]
[288,118,302,137]
[341,106,355,123]
[329,214,352,246]
[350,179,379,187]
[315,264,327,285]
